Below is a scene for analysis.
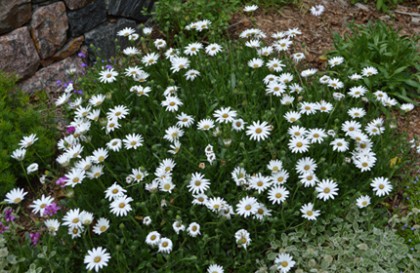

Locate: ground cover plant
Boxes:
[1,3,419,273]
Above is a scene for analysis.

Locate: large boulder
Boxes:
[31,2,69,60]
[68,0,107,37]
[0,0,32,35]
[0,27,40,79]
[107,0,154,22]
[41,36,85,67]
[85,18,137,63]
[19,55,85,94]
[64,0,95,10]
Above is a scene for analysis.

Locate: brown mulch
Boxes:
[229,0,419,66]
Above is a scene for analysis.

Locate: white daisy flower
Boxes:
[141,52,159,66]
[248,58,264,69]
[161,96,183,112]
[110,195,133,217]
[93,218,110,235]
[316,179,339,201]
[4,188,28,204]
[236,196,258,218]
[99,68,118,83]
[249,173,272,193]
[328,56,344,67]
[145,231,161,246]
[330,138,349,152]
[197,119,215,131]
[235,229,251,249]
[205,43,223,56]
[105,182,126,201]
[123,134,143,150]
[288,136,310,154]
[158,237,173,254]
[268,186,289,205]
[187,172,211,194]
[361,66,378,77]
[244,4,258,12]
[30,195,54,216]
[207,264,224,273]
[275,252,296,273]
[245,121,272,142]
[300,202,320,220]
[187,222,201,237]
[117,27,135,37]
[44,219,60,236]
[371,177,392,197]
[26,163,38,174]
[299,172,318,187]
[19,134,38,148]
[84,247,111,272]
[356,195,371,208]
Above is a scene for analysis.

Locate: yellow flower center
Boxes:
[257,181,263,187]
[162,242,168,247]
[112,189,119,194]
[307,211,313,216]
[255,128,262,134]
[275,193,282,199]
[245,205,252,211]
[379,184,385,190]
[100,226,107,232]
[119,203,125,208]
[72,218,79,224]
[324,188,331,193]
[296,142,303,148]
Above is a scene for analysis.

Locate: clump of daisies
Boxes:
[4,13,414,273]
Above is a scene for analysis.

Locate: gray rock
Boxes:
[18,55,85,94]
[0,27,40,79]
[64,0,95,10]
[107,0,154,22]
[68,0,107,37]
[31,2,69,59]
[85,18,137,63]
[0,0,32,35]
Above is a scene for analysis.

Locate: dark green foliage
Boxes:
[332,21,420,103]
[0,71,57,196]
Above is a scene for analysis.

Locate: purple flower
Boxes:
[74,90,83,95]
[81,62,88,68]
[105,64,113,70]
[0,223,9,234]
[78,51,86,58]
[4,208,15,222]
[66,126,76,134]
[30,232,41,246]
[56,80,62,86]
[44,203,60,217]
[55,176,67,188]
